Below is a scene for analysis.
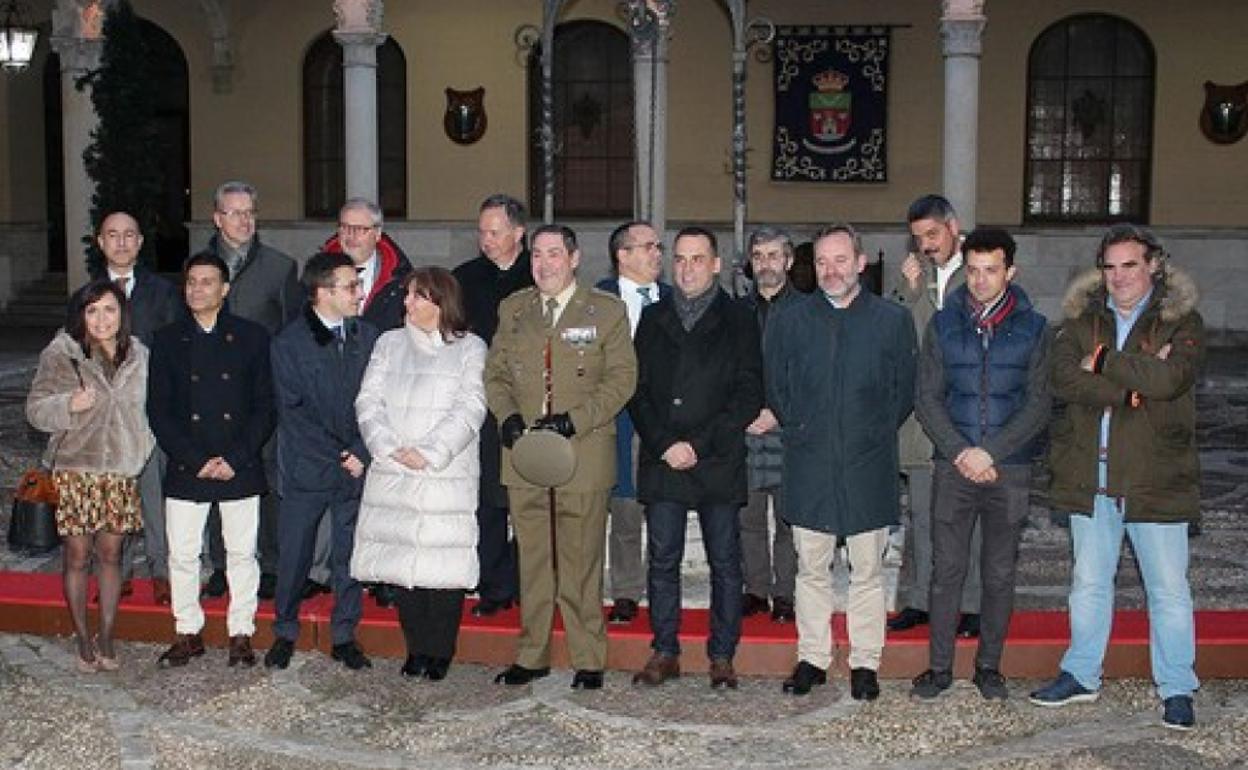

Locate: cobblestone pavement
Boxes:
[1,633,1246,769]
[1,333,1246,768]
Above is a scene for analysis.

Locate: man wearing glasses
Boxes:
[197,181,302,601]
[326,198,413,332]
[596,221,670,625]
[322,197,413,609]
[264,252,380,671]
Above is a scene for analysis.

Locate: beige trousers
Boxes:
[509,487,610,671]
[166,496,259,637]
[793,525,888,671]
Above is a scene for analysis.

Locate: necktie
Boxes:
[543,297,559,329]
[331,325,345,353]
[637,286,654,307]
[114,275,130,296]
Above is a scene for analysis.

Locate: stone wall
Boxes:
[0,224,49,311]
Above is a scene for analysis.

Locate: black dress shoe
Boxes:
[472,597,516,617]
[301,579,331,600]
[401,654,428,678]
[571,669,604,690]
[850,667,880,701]
[201,569,227,599]
[742,593,770,617]
[264,638,295,670]
[331,641,372,670]
[770,597,795,623]
[887,607,929,632]
[607,598,639,624]
[957,613,981,638]
[424,657,452,681]
[257,573,277,600]
[494,663,550,685]
[782,660,827,695]
[369,584,396,608]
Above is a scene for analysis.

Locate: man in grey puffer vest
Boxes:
[740,226,800,624]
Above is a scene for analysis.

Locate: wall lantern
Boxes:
[0,0,38,72]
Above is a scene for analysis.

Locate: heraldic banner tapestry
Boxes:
[771,26,891,183]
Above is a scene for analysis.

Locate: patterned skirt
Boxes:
[52,470,142,536]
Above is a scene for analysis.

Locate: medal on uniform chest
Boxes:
[561,326,597,377]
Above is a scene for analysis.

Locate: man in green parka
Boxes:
[1030,224,1204,732]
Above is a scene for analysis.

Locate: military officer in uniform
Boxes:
[486,224,637,690]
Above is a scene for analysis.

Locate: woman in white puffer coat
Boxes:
[353,266,487,681]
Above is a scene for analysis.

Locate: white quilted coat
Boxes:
[351,325,487,589]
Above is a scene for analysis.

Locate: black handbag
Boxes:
[9,359,81,554]
[8,466,60,553]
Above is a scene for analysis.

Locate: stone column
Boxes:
[333,1,386,204]
[940,0,986,230]
[631,4,670,235]
[50,1,103,291]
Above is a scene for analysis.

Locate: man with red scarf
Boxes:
[909,227,1051,701]
[324,197,413,332]
[323,197,412,607]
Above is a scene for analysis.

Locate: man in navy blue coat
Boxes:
[595,219,669,624]
[148,253,275,669]
[264,252,380,671]
[765,224,917,701]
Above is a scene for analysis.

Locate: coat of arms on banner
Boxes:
[772,27,891,183]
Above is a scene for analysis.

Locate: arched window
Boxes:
[528,21,633,219]
[303,32,407,219]
[1024,14,1154,223]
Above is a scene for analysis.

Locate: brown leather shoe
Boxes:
[709,657,738,689]
[632,653,680,686]
[228,635,257,667]
[157,633,205,668]
[152,578,172,606]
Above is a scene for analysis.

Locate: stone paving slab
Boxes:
[0,634,1245,769]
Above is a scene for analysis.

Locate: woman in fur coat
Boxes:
[26,280,155,673]
[353,266,487,681]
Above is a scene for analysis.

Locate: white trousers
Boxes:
[793,525,888,671]
[166,496,260,637]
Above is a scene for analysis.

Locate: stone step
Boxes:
[0,273,69,329]
[1,573,1244,679]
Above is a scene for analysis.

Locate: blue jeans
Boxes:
[1060,494,1198,699]
[645,501,742,660]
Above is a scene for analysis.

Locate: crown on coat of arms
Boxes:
[813,69,849,92]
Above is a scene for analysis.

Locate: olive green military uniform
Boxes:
[485,285,637,671]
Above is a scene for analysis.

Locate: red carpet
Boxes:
[2,571,1245,678]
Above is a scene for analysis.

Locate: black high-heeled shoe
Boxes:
[423,657,451,681]
[400,654,429,678]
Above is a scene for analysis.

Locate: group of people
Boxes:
[26,187,1204,730]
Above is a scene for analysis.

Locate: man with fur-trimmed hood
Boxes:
[1030,224,1204,732]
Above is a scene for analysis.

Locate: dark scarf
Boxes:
[672,285,717,332]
